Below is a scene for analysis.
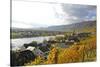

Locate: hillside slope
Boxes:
[46,20,96,32]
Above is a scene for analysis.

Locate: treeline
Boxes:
[11,30,65,39]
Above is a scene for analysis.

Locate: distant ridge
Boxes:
[45,20,96,32]
[11,20,96,32]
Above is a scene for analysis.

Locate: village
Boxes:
[11,29,65,39]
[11,31,95,66]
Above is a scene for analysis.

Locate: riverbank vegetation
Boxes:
[11,30,65,39]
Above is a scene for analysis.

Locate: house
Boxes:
[25,46,44,57]
[56,35,65,37]
[33,48,44,57]
[65,40,74,45]
[26,46,35,51]
[68,36,80,42]
[77,32,91,38]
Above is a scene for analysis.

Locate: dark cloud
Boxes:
[61,4,96,22]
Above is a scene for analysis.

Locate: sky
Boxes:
[12,0,96,28]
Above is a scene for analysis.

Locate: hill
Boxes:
[45,20,96,32]
[11,20,96,32]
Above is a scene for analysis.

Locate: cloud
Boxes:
[12,0,96,28]
[61,4,96,23]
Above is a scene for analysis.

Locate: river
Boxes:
[11,36,55,50]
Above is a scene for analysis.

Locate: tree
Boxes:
[46,47,58,64]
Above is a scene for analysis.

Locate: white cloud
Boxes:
[12,0,67,28]
[12,0,96,28]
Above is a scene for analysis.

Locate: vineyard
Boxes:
[24,32,96,66]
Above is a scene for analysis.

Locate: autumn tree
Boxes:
[46,47,58,64]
